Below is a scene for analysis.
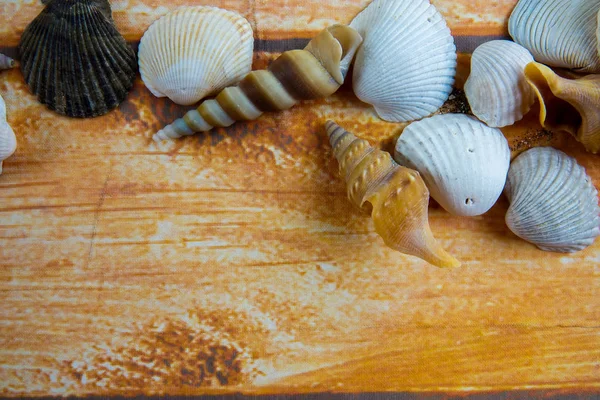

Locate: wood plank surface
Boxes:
[1,0,600,396]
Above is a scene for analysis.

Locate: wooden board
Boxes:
[1,0,599,396]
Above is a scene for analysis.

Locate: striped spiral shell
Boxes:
[154,25,363,141]
[326,121,460,268]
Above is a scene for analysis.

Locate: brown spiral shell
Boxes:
[326,121,461,268]
[153,25,363,141]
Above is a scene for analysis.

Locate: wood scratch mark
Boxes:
[85,166,112,270]
[0,204,97,212]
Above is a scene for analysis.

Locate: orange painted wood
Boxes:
[1,0,599,396]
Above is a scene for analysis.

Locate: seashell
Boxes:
[349,0,457,122]
[465,40,536,127]
[504,147,600,253]
[18,0,137,118]
[508,0,600,73]
[0,94,17,175]
[154,25,363,141]
[0,53,15,70]
[138,6,254,106]
[394,114,510,217]
[326,120,460,268]
[524,61,600,154]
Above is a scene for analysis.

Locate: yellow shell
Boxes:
[524,61,600,154]
[154,25,363,141]
[326,121,460,268]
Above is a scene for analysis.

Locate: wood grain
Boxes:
[0,0,516,46]
[1,0,600,396]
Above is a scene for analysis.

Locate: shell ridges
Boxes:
[465,40,535,127]
[394,114,510,216]
[138,6,254,106]
[508,0,600,73]
[350,0,457,122]
[504,147,600,253]
[18,0,137,118]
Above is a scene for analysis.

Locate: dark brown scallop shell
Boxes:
[18,0,137,118]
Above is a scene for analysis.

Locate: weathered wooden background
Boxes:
[1,0,599,396]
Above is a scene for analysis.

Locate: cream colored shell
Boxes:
[524,62,600,154]
[508,0,600,73]
[505,147,600,253]
[350,0,457,122]
[0,94,17,175]
[394,114,510,217]
[138,6,254,106]
[465,40,535,127]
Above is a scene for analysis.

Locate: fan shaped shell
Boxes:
[18,0,137,118]
[508,0,600,73]
[465,40,535,127]
[138,6,254,106]
[394,114,510,217]
[505,147,600,253]
[350,0,457,122]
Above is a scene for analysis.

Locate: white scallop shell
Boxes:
[0,94,17,175]
[138,6,254,105]
[465,40,535,128]
[504,147,600,253]
[508,0,600,73]
[394,114,510,216]
[350,0,457,122]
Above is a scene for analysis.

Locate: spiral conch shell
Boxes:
[154,25,363,141]
[524,62,600,154]
[326,121,460,268]
[0,94,17,175]
[508,0,600,73]
[0,53,15,70]
[505,147,600,253]
[465,40,535,127]
[138,6,254,105]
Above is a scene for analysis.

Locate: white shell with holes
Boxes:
[394,114,510,216]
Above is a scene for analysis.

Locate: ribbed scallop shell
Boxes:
[505,147,600,252]
[508,0,600,73]
[138,6,254,106]
[0,53,15,70]
[465,40,535,127]
[18,0,137,118]
[0,94,17,175]
[350,0,457,122]
[394,114,510,217]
